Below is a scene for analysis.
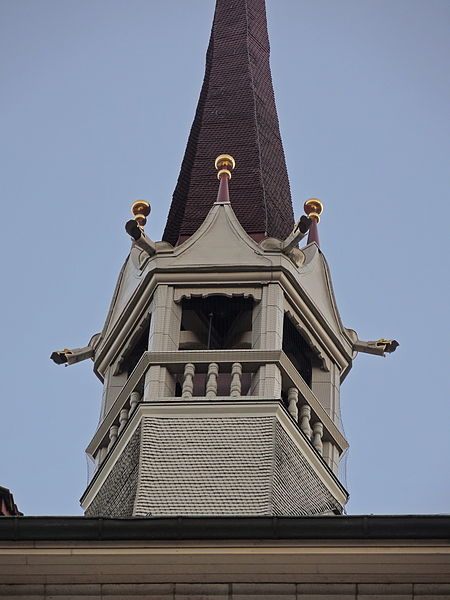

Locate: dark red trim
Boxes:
[307,221,320,246]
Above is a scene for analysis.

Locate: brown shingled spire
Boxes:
[163,0,295,246]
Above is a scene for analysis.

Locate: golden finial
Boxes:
[304,198,323,223]
[215,154,236,180]
[131,200,151,228]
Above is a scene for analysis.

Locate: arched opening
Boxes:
[176,295,254,396]
[119,318,151,377]
[179,295,253,350]
[282,314,313,387]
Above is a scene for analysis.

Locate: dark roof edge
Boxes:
[0,515,449,542]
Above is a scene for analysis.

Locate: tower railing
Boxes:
[88,350,347,476]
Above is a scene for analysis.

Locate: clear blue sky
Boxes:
[1,0,449,516]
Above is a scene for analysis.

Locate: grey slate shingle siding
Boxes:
[273,422,342,515]
[85,425,140,517]
[134,416,274,516]
[133,416,341,517]
[86,417,342,517]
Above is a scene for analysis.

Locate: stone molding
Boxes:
[85,349,347,462]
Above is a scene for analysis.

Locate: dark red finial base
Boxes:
[216,174,231,204]
[307,220,320,246]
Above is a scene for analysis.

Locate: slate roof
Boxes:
[0,486,22,517]
[163,0,294,246]
[131,416,342,517]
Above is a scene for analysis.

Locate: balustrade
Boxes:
[312,421,324,455]
[230,362,242,397]
[287,387,299,420]
[206,362,219,398]
[182,363,195,398]
[107,425,118,451]
[129,391,141,415]
[91,350,345,476]
[96,389,143,466]
[98,446,107,464]
[299,404,312,439]
[118,409,128,434]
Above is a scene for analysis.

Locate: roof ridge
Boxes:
[244,0,268,236]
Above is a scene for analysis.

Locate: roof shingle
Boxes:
[163,0,294,245]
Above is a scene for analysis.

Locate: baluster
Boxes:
[128,391,141,417]
[118,408,128,434]
[299,404,312,439]
[230,362,242,397]
[182,363,195,399]
[107,424,119,451]
[206,363,219,398]
[312,421,324,455]
[287,387,299,420]
[98,446,107,464]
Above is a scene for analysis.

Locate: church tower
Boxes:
[53,0,397,518]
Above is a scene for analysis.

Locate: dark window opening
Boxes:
[282,315,312,387]
[120,318,151,376]
[179,296,253,350]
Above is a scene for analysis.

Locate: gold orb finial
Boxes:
[131,199,151,228]
[215,154,235,179]
[304,198,323,223]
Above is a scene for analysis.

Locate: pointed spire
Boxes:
[304,198,323,246]
[163,0,294,246]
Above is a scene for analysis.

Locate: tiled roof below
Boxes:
[0,486,22,517]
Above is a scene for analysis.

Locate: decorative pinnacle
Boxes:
[304,198,323,223]
[215,154,235,180]
[131,200,151,229]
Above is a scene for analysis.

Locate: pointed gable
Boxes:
[163,0,294,246]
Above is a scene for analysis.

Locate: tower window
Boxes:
[179,295,253,350]
[120,318,151,376]
[282,315,312,387]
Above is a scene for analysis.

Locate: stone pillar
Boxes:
[144,365,175,399]
[148,285,181,352]
[251,283,283,398]
[101,368,128,418]
[312,360,341,473]
[143,285,181,400]
[252,283,284,350]
[322,441,340,475]
[251,363,282,398]
[311,361,341,427]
